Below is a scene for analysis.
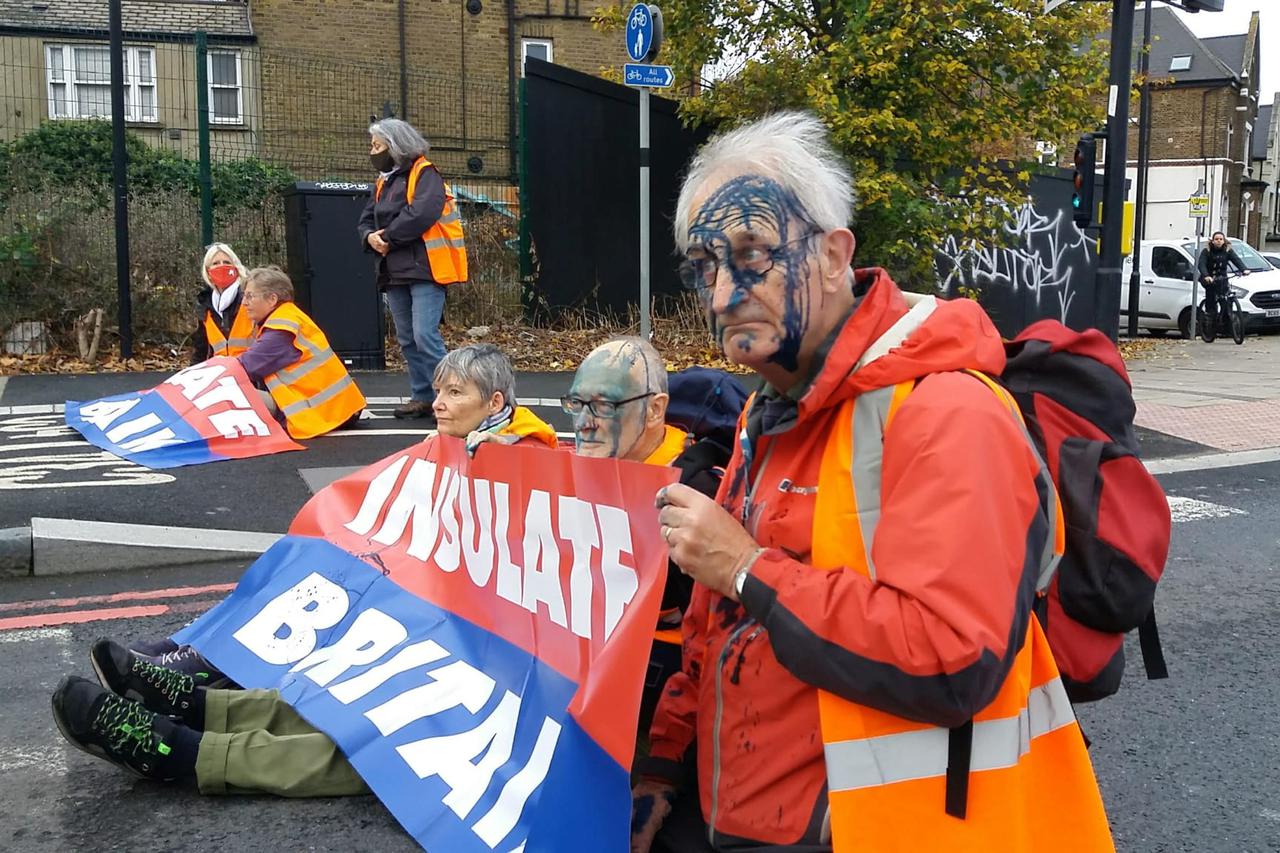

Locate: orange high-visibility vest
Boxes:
[375,157,468,285]
[809,378,1113,853]
[259,303,367,440]
[203,302,254,359]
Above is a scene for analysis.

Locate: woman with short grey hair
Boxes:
[358,118,468,425]
[429,344,557,451]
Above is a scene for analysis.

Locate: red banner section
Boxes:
[289,437,678,769]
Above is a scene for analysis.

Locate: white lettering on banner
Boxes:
[117,428,182,454]
[80,398,142,430]
[329,639,451,704]
[343,455,640,644]
[190,376,251,411]
[235,585,562,850]
[165,363,225,400]
[367,659,496,735]
[233,572,350,664]
[290,608,408,686]
[558,496,599,641]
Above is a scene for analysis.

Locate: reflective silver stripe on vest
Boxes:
[824,676,1076,793]
[226,336,254,350]
[280,374,357,416]
[848,385,899,582]
[266,318,302,333]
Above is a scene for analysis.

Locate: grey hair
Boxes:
[603,336,668,394]
[368,118,430,169]
[244,266,294,302]
[200,242,249,288]
[434,344,517,407]
[673,111,856,251]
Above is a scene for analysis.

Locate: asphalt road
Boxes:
[0,370,577,531]
[0,457,1277,851]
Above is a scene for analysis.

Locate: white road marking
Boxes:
[1167,496,1248,523]
[31,517,281,552]
[0,404,65,416]
[0,441,86,453]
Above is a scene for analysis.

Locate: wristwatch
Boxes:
[733,564,751,598]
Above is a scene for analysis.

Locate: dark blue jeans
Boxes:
[385,282,447,402]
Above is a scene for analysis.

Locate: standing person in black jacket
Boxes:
[358,118,469,424]
[191,243,253,365]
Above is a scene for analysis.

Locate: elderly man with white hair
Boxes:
[632,113,1113,852]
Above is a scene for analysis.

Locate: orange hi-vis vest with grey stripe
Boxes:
[204,302,254,358]
[809,325,1112,850]
[259,303,367,440]
[375,157,468,285]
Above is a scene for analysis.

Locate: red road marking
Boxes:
[0,605,170,631]
[0,583,235,614]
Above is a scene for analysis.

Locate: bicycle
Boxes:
[1197,271,1247,345]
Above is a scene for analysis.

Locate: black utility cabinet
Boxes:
[283,181,385,369]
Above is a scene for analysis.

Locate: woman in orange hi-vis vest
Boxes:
[192,242,254,365]
[638,112,1113,853]
[358,118,468,426]
[237,267,366,440]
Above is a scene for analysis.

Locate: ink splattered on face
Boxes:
[568,342,659,460]
[687,174,820,373]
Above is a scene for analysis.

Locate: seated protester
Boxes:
[431,343,558,452]
[563,337,732,742]
[238,267,367,439]
[192,243,254,365]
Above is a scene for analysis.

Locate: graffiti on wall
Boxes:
[936,200,1097,328]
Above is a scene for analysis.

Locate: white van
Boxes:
[1120,238,1280,336]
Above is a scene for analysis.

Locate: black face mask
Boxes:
[370,150,395,172]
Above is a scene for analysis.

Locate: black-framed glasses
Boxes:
[560,393,655,419]
[678,230,822,292]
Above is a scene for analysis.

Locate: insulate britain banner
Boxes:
[176,437,677,852]
[64,357,303,468]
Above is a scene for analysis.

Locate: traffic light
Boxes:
[1072,133,1098,229]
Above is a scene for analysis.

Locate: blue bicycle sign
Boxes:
[627,3,654,62]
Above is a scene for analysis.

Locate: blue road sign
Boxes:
[626,3,654,62]
[623,63,674,88]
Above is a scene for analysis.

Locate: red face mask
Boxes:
[208,265,239,288]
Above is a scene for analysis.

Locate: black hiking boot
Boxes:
[51,676,198,782]
[90,638,205,725]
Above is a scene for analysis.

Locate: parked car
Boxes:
[1260,251,1280,271]
[1121,238,1280,336]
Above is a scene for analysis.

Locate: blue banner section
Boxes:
[175,536,630,853]
[66,392,217,468]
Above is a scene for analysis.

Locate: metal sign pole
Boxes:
[1192,181,1206,339]
[639,88,651,340]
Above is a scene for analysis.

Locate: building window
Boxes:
[521,39,553,74]
[1169,55,1192,72]
[46,43,157,122]
[207,50,243,124]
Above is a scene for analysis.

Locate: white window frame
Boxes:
[45,43,157,123]
[207,49,243,125]
[521,38,553,75]
[1169,55,1192,72]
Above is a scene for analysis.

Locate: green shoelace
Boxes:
[130,657,194,706]
[93,695,171,758]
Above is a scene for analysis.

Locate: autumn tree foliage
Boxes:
[599,0,1110,286]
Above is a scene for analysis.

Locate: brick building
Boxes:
[248,0,631,191]
[0,0,258,157]
[1124,7,1263,244]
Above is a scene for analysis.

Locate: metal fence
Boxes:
[0,32,518,357]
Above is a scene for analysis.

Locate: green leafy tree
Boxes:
[598,0,1109,286]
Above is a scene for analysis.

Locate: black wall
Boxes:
[522,59,711,314]
[934,170,1109,337]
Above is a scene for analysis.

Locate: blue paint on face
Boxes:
[567,343,655,459]
[687,174,818,373]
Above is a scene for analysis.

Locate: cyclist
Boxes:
[1196,231,1250,331]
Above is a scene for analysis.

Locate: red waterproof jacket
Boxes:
[644,269,1051,848]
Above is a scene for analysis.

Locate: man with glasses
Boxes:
[563,337,733,747]
[632,112,1111,853]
